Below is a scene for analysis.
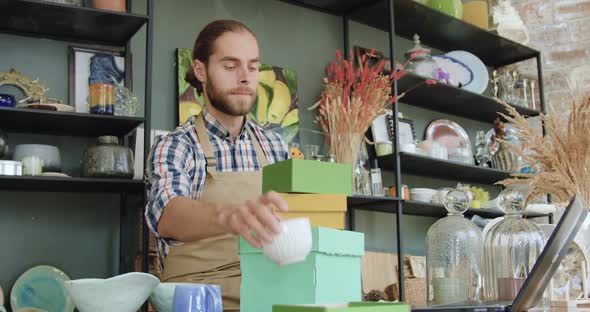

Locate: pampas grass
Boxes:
[496,94,590,209]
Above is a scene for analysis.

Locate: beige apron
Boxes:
[161,113,268,311]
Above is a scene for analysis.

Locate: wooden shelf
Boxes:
[0,0,148,45]
[0,175,144,193]
[398,73,541,122]
[0,107,144,137]
[280,0,539,67]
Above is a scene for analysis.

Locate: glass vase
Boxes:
[330,132,367,195]
[482,188,546,301]
[427,189,483,305]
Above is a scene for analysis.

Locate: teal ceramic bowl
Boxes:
[10,265,74,312]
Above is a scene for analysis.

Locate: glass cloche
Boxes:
[404,34,438,79]
[482,188,546,302]
[427,189,483,305]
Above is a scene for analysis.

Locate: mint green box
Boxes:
[262,159,352,196]
[272,302,410,312]
[239,227,364,312]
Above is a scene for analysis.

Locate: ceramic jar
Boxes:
[491,140,519,172]
[82,136,134,178]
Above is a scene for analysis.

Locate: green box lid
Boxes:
[262,159,352,196]
[239,226,364,256]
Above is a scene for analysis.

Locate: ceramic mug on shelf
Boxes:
[22,156,43,176]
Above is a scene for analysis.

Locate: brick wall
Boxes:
[510,0,590,117]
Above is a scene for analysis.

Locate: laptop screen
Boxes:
[411,193,588,312]
[511,193,588,312]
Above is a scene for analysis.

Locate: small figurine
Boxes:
[491,70,500,98]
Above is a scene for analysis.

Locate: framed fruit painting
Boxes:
[176,48,300,144]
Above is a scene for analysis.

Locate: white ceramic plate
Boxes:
[17,103,75,112]
[11,265,74,312]
[433,55,472,88]
[446,50,489,94]
[538,224,588,299]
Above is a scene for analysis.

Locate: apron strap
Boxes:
[195,112,270,176]
[196,113,218,176]
[246,126,269,168]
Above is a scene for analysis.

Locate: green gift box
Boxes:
[262,159,352,196]
[240,227,364,312]
[272,302,410,312]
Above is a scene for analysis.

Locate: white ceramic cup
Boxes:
[262,218,312,266]
[22,156,43,176]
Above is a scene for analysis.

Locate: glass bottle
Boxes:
[404,34,438,79]
[427,189,483,305]
[482,188,546,301]
[370,159,383,196]
[475,130,491,168]
[353,142,372,195]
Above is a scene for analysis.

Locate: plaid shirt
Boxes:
[144,109,290,271]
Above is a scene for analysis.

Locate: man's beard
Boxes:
[206,76,255,117]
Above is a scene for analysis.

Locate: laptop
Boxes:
[412,193,589,312]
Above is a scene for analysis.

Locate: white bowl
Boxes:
[411,188,438,203]
[411,188,438,193]
[262,217,312,266]
[63,272,160,312]
[13,144,61,172]
[149,283,221,312]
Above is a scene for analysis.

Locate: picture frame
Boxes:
[68,45,132,113]
[131,126,170,180]
[353,45,392,74]
[371,111,415,145]
[398,117,416,147]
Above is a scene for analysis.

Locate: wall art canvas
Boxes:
[176,48,300,144]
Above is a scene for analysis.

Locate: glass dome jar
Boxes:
[427,189,483,305]
[82,135,134,178]
[482,188,546,301]
[404,34,438,79]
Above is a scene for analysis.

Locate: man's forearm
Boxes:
[157,196,233,242]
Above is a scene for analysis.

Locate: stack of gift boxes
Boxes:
[239,159,409,312]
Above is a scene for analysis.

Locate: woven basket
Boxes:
[385,278,427,307]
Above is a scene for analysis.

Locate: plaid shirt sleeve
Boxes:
[144,132,196,241]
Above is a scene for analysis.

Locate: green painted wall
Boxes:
[0,0,500,304]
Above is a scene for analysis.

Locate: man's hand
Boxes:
[220,191,289,249]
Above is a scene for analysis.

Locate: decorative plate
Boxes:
[554,241,588,299]
[432,55,472,88]
[426,119,471,149]
[41,172,70,178]
[446,50,489,94]
[11,265,74,312]
[17,102,75,112]
[538,225,589,299]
